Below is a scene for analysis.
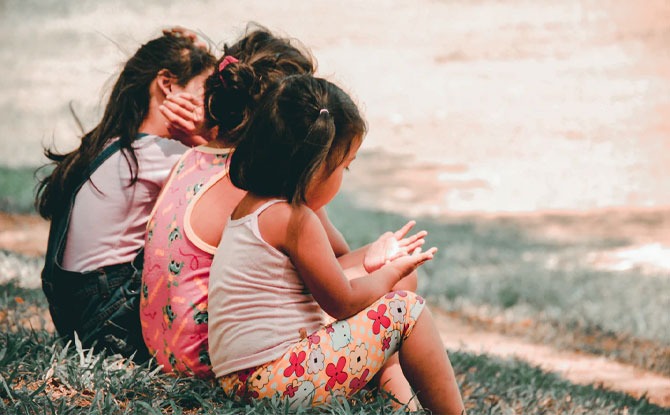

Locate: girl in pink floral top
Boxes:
[140,26,317,378]
[141,24,422,409]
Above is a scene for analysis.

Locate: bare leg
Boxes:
[374,270,418,409]
[376,354,419,410]
[340,266,419,408]
[400,307,466,414]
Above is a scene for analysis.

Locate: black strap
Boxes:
[43,135,148,278]
[48,140,123,265]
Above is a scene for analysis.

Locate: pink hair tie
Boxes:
[218,55,239,83]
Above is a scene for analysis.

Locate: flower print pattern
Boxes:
[348,368,370,396]
[367,304,391,334]
[388,299,406,323]
[325,356,348,391]
[329,321,353,351]
[384,330,402,360]
[381,336,391,352]
[283,379,301,397]
[218,292,425,405]
[385,290,407,299]
[410,298,425,321]
[306,346,325,374]
[307,333,320,345]
[288,380,316,410]
[349,344,368,375]
[250,367,271,390]
[283,351,306,377]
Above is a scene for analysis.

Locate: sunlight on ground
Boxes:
[589,243,670,274]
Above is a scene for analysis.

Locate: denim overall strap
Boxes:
[42,139,124,280]
[40,134,151,362]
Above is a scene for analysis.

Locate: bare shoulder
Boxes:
[258,203,320,252]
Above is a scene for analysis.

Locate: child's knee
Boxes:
[386,290,425,318]
[370,291,426,337]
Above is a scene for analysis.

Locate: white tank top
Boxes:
[208,200,324,377]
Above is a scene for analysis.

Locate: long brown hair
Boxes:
[36,31,215,220]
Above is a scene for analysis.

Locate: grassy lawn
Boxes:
[1,283,667,414]
[327,194,670,376]
[1,167,669,413]
[0,166,42,214]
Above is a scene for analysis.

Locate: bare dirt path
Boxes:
[1,212,668,408]
[432,309,670,408]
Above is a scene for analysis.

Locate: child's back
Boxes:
[208,74,466,413]
[209,199,323,376]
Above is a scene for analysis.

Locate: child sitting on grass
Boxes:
[208,74,466,413]
[35,29,215,361]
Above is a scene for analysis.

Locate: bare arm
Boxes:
[314,207,350,257]
[275,206,435,320]
[336,220,427,279]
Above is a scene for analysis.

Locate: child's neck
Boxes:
[138,106,169,138]
[232,193,280,219]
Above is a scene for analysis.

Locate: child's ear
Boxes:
[156,69,176,97]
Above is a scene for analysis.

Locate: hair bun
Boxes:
[206,60,259,136]
[219,61,259,95]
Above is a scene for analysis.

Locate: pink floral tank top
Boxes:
[140,146,231,378]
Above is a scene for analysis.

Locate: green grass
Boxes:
[327,194,670,363]
[2,166,668,345]
[1,167,669,412]
[0,166,42,214]
[1,282,667,414]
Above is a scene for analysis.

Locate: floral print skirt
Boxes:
[218,291,426,408]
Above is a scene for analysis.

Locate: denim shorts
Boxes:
[41,252,150,362]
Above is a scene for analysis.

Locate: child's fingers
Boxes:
[386,246,410,262]
[412,246,437,263]
[162,100,195,121]
[393,220,416,240]
[403,238,425,255]
[161,106,193,133]
[398,230,427,248]
[162,100,201,128]
[420,246,438,259]
[170,92,203,107]
[165,93,200,115]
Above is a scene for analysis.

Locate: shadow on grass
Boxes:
[1,282,667,414]
[327,193,670,375]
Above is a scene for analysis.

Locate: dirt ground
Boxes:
[1,212,668,407]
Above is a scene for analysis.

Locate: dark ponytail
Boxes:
[229,75,367,205]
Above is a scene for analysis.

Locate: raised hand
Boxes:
[386,246,438,279]
[363,221,428,273]
[160,92,210,146]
